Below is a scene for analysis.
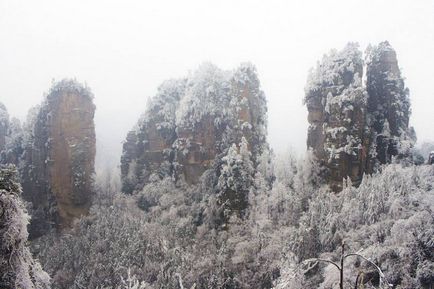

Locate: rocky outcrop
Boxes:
[121,63,268,199]
[305,42,414,191]
[2,80,96,237]
[305,43,368,191]
[365,42,414,164]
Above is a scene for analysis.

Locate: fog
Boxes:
[1,0,433,169]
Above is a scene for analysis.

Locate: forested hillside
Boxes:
[32,155,434,288]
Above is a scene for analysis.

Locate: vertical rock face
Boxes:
[366,41,413,164]
[2,80,96,237]
[121,63,268,197]
[305,43,369,191]
[305,42,414,191]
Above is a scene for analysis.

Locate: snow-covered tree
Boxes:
[0,165,51,289]
[304,43,369,191]
[0,102,9,153]
[1,117,24,165]
[274,163,434,288]
[217,137,254,218]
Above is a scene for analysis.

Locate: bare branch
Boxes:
[303,257,341,271]
[344,253,393,288]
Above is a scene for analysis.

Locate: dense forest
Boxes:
[1,42,433,289]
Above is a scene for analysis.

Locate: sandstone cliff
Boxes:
[121,63,268,212]
[2,80,96,237]
[305,42,414,191]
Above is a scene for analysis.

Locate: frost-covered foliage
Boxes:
[47,78,94,100]
[217,137,254,217]
[0,105,36,169]
[31,151,315,289]
[305,42,363,95]
[1,118,25,164]
[176,63,231,128]
[34,159,282,289]
[0,102,26,167]
[0,165,51,289]
[34,194,169,289]
[274,163,434,289]
[114,268,151,289]
[0,102,9,134]
[0,102,10,160]
[144,78,187,134]
[35,146,434,289]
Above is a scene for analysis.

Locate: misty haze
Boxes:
[0,1,433,289]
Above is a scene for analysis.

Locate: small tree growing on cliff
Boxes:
[0,165,51,289]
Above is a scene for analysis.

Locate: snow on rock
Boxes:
[305,41,415,192]
[366,41,415,164]
[121,63,268,202]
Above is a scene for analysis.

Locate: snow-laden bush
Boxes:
[0,165,51,289]
[274,164,434,288]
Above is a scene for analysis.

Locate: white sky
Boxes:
[1,0,433,168]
